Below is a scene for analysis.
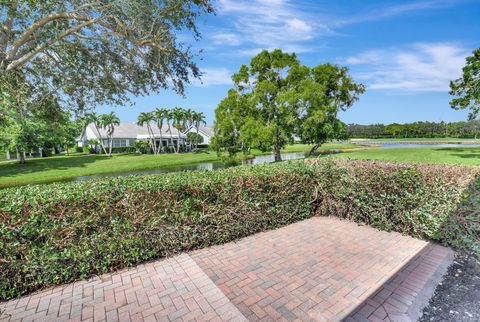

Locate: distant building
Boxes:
[184,126,214,145]
[77,122,186,151]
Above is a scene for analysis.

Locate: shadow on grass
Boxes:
[0,154,108,178]
[433,147,480,159]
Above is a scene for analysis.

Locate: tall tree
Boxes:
[0,1,213,161]
[99,112,120,156]
[137,112,156,154]
[153,108,169,153]
[450,48,480,121]
[192,111,206,149]
[213,49,364,161]
[170,107,186,153]
[84,112,108,155]
[298,64,364,154]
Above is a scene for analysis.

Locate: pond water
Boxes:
[379,143,480,148]
[70,152,307,182]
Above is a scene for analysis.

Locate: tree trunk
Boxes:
[309,143,321,156]
[94,126,108,155]
[196,127,200,149]
[108,136,113,156]
[274,145,282,162]
[19,151,25,164]
[6,149,10,160]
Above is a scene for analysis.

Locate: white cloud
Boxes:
[345,51,384,65]
[192,68,232,87]
[210,32,242,46]
[214,0,328,55]
[344,43,469,92]
[335,0,461,26]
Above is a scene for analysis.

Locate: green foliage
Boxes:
[187,132,204,145]
[450,48,480,120]
[0,158,478,300]
[134,140,150,154]
[0,161,315,299]
[0,1,213,115]
[438,177,480,255]
[213,49,364,160]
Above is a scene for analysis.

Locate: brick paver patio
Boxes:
[0,217,453,322]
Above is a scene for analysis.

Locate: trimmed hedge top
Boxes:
[0,158,478,300]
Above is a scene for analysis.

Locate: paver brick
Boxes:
[1,217,453,322]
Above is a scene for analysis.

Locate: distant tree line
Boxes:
[347,120,480,139]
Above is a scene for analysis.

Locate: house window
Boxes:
[113,139,127,147]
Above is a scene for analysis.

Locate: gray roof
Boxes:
[87,122,185,139]
[198,126,214,138]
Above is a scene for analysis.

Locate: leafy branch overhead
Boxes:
[0,0,213,113]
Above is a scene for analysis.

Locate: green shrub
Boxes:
[310,159,477,240]
[0,158,478,300]
[0,162,315,300]
[437,177,480,255]
[134,140,149,154]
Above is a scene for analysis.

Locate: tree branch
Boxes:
[6,16,103,71]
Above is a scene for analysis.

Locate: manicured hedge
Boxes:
[0,158,478,300]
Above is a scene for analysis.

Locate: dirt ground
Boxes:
[419,251,480,322]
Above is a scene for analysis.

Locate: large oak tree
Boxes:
[212,49,364,161]
[0,0,213,162]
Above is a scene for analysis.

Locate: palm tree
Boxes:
[171,107,186,153]
[153,108,169,153]
[100,112,120,156]
[192,111,207,149]
[183,108,195,151]
[137,112,157,154]
[84,112,108,155]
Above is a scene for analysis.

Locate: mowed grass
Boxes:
[0,152,220,188]
[351,137,480,143]
[0,143,355,187]
[3,143,478,188]
[335,146,480,166]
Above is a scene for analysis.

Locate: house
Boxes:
[185,126,214,145]
[77,122,186,152]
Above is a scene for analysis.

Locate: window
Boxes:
[113,139,127,147]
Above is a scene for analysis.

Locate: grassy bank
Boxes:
[0,158,478,300]
[335,146,480,166]
[0,143,355,188]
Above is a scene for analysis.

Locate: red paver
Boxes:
[0,254,246,322]
[191,217,453,322]
[0,217,453,322]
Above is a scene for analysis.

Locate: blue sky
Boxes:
[98,0,480,125]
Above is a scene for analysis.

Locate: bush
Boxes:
[134,140,149,154]
[310,159,478,240]
[0,162,315,300]
[437,177,480,255]
[0,158,478,300]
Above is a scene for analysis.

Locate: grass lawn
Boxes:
[0,143,356,187]
[6,142,479,188]
[350,137,480,144]
[335,146,480,166]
